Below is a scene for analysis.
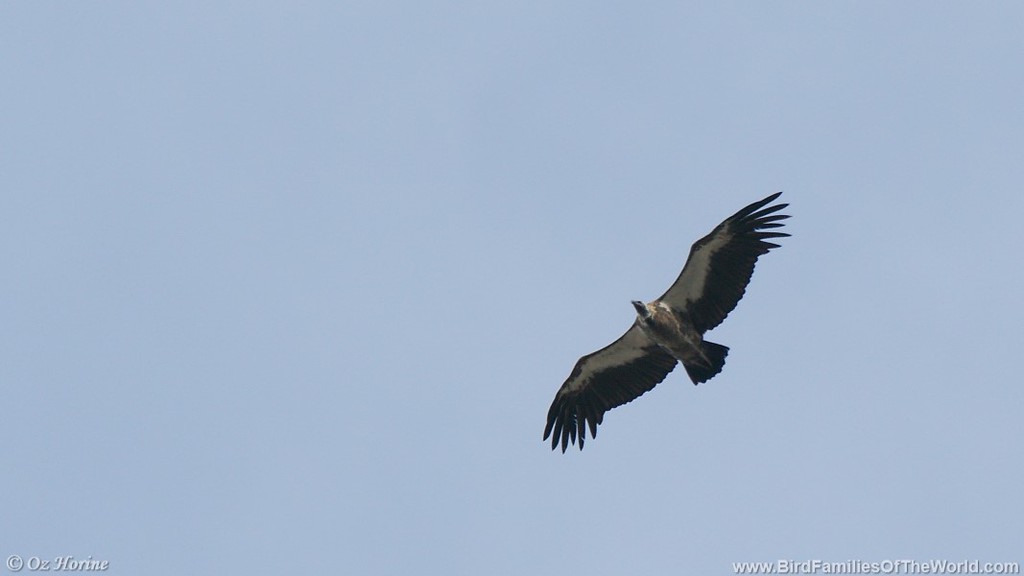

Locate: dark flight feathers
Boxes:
[658,191,790,333]
[543,326,678,452]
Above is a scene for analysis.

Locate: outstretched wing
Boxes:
[544,324,678,452]
[658,192,790,334]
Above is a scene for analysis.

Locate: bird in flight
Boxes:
[543,192,790,452]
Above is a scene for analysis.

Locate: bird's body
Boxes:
[544,192,790,452]
[631,300,729,384]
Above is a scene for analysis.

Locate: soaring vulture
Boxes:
[543,192,790,452]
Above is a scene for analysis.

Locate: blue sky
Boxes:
[2,3,1022,574]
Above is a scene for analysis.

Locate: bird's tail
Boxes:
[682,340,729,384]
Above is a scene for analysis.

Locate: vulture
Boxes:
[543,192,790,452]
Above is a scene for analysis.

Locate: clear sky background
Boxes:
[2,3,1022,575]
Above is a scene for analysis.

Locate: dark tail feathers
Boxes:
[682,340,729,384]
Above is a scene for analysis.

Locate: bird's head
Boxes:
[631,300,650,319]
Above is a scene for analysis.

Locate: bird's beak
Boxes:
[631,300,646,314]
